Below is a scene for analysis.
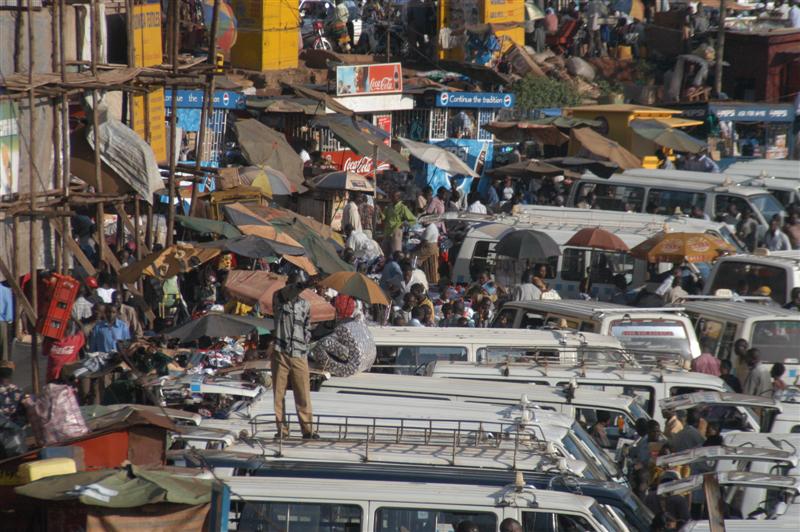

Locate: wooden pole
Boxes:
[52,2,63,274]
[189,0,221,217]
[59,0,71,273]
[165,0,180,246]
[26,0,40,393]
[91,0,105,265]
[714,0,726,97]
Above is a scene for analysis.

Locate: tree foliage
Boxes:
[512,75,583,112]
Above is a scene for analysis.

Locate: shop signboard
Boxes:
[436,92,516,109]
[0,101,19,196]
[335,63,403,96]
[131,3,167,163]
[322,150,391,176]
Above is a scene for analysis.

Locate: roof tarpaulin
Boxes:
[86,116,164,204]
[175,215,242,238]
[233,119,304,185]
[15,466,213,508]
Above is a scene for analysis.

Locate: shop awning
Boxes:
[631,120,707,154]
[311,116,410,172]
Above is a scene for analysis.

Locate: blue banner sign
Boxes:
[165,89,246,110]
[436,92,515,109]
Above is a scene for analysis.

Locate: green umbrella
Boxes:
[176,215,242,239]
[631,120,707,154]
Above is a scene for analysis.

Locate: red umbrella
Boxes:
[565,227,629,252]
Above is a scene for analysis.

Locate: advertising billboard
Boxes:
[0,101,19,197]
[335,63,403,96]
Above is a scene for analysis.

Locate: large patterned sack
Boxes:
[310,320,376,377]
[23,383,88,446]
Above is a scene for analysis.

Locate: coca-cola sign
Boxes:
[335,63,403,96]
[323,151,391,175]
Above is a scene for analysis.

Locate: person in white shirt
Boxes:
[401,263,429,293]
[763,216,791,251]
[466,192,488,214]
[790,0,800,27]
[341,193,362,233]
[344,224,383,261]
[512,271,542,301]
[655,265,682,297]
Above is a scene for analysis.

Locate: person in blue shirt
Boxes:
[0,282,13,360]
[89,305,131,353]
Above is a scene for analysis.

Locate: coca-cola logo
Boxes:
[369,76,395,92]
[342,155,390,175]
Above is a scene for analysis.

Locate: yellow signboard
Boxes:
[131,4,163,67]
[438,0,525,60]
[130,4,167,163]
[132,88,168,164]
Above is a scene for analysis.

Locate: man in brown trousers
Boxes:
[271,271,317,439]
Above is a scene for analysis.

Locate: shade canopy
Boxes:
[630,231,735,263]
[176,216,242,239]
[319,271,390,306]
[631,120,707,154]
[225,270,335,322]
[118,244,219,284]
[399,137,480,178]
[196,234,306,258]
[484,122,569,145]
[312,116,410,172]
[233,119,304,184]
[310,171,375,193]
[570,127,641,170]
[163,313,274,342]
[488,159,578,180]
[565,227,629,252]
[495,229,561,260]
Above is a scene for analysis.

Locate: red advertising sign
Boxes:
[374,114,392,141]
[322,150,391,175]
[336,63,403,96]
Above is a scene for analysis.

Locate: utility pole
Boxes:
[714,0,726,97]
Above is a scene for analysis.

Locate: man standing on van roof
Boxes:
[272,271,317,439]
[512,270,542,301]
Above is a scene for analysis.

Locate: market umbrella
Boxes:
[565,227,629,252]
[487,159,580,180]
[495,229,561,260]
[233,119,304,184]
[631,120,707,154]
[398,137,480,178]
[196,234,307,258]
[570,127,641,170]
[630,232,735,263]
[318,271,390,306]
[202,0,237,52]
[118,243,220,284]
[225,270,335,322]
[239,165,308,196]
[163,313,274,343]
[176,215,242,239]
[310,171,375,193]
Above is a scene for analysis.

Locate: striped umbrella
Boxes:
[239,165,307,196]
[203,0,238,52]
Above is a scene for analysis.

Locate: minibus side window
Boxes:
[374,508,496,532]
[374,346,468,374]
[713,195,749,223]
[561,248,587,282]
[694,318,726,358]
[709,262,787,304]
[522,511,597,532]
[594,184,644,212]
[646,189,706,216]
[238,501,362,532]
[589,250,634,285]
